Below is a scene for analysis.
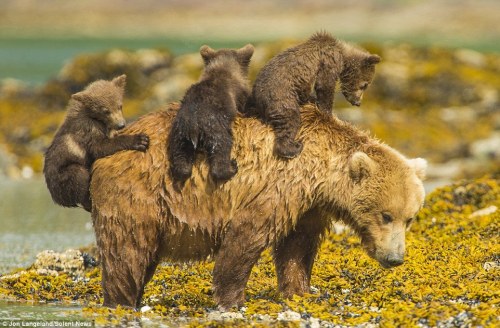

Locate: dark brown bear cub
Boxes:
[249,31,380,158]
[44,75,149,212]
[168,44,254,187]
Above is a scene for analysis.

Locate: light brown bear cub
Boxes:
[44,75,149,212]
[249,31,381,158]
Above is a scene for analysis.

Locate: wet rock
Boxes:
[277,310,301,321]
[482,261,500,271]
[207,310,244,321]
[470,205,497,218]
[455,49,486,68]
[0,78,30,99]
[32,249,97,277]
[470,132,500,160]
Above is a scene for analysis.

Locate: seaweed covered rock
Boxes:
[0,249,98,282]
[0,177,498,326]
[39,48,173,110]
[363,44,500,111]
[0,41,499,180]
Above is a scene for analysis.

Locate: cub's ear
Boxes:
[200,45,216,64]
[409,157,427,181]
[237,44,255,63]
[365,54,381,65]
[349,151,377,183]
[112,74,127,90]
[236,44,254,67]
[71,91,89,103]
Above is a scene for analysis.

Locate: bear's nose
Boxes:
[116,121,126,130]
[385,254,404,267]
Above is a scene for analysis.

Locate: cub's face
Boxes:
[72,75,127,135]
[340,54,380,107]
[347,152,426,268]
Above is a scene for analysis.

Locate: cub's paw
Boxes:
[170,162,193,184]
[275,139,303,159]
[211,160,238,183]
[131,134,150,151]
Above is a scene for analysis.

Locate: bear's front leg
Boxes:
[206,127,238,183]
[268,100,304,159]
[212,221,267,310]
[314,65,337,113]
[94,211,161,309]
[273,209,328,297]
[91,134,149,159]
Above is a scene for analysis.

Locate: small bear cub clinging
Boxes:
[44,75,149,212]
[168,44,254,188]
[249,31,380,158]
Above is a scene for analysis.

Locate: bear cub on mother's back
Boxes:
[249,31,380,158]
[44,75,149,212]
[168,44,254,187]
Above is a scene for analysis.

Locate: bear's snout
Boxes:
[380,253,404,268]
[116,121,126,130]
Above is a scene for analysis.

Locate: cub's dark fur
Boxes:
[249,32,380,158]
[168,44,254,188]
[44,75,149,212]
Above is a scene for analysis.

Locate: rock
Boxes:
[455,49,486,68]
[207,310,244,321]
[0,78,29,98]
[470,205,498,218]
[482,261,499,271]
[277,310,301,321]
[32,249,97,277]
[140,305,152,313]
[439,106,477,124]
[470,132,500,160]
[426,161,462,180]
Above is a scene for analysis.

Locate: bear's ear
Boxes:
[408,157,427,181]
[112,74,127,90]
[71,91,89,103]
[364,54,381,65]
[200,45,216,64]
[349,151,377,183]
[237,44,255,65]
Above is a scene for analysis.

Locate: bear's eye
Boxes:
[360,82,369,90]
[102,107,110,114]
[382,213,393,224]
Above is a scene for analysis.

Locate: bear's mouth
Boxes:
[362,239,404,269]
[342,91,361,107]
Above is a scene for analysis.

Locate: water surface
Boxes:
[0,177,94,274]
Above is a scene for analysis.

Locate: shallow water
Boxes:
[0,177,94,274]
[0,37,253,84]
[0,300,87,321]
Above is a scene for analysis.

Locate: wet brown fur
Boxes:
[168,44,254,188]
[248,31,381,158]
[90,103,425,309]
[44,75,149,212]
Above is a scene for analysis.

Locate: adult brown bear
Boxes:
[90,103,426,310]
